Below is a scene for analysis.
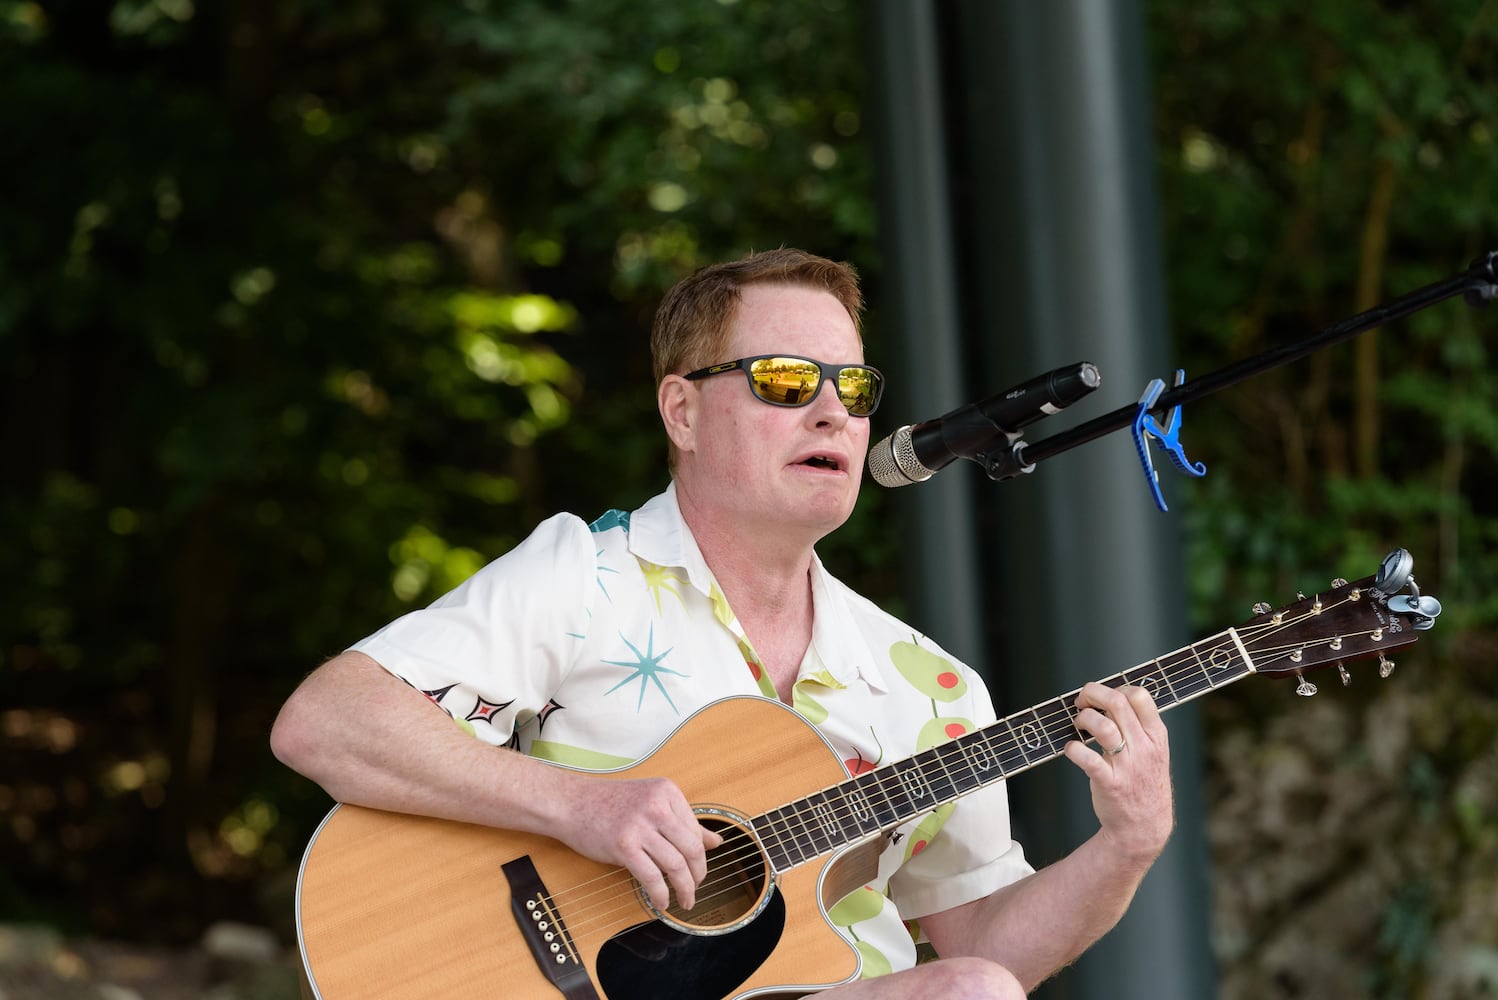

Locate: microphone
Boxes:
[867,362,1101,487]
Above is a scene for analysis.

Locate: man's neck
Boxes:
[681,501,816,618]
[674,480,819,691]
[697,535,815,705]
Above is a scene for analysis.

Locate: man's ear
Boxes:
[658,375,696,455]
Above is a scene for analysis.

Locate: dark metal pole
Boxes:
[863,0,987,669]
[951,2,1215,998]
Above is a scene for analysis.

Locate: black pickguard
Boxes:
[595,889,786,1000]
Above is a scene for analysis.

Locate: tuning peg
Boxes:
[1252,602,1271,615]
[1295,674,1318,697]
[1337,663,1351,687]
[1331,577,1348,588]
[1378,654,1395,679]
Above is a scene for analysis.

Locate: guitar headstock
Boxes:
[1238,548,1442,693]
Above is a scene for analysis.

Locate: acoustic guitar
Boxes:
[294,550,1441,999]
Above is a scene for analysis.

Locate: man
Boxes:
[271,248,1174,998]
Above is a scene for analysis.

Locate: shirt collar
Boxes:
[629,482,716,598]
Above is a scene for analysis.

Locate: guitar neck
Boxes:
[753,624,1257,872]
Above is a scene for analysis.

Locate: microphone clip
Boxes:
[1132,369,1206,512]
[976,434,1036,482]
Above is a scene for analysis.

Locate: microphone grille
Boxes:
[867,426,933,488]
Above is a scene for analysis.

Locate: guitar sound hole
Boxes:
[660,813,771,934]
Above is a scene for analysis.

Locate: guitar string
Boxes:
[754,608,1378,864]
[530,607,1375,939]
[530,625,1264,946]
[537,611,1372,941]
[740,615,1296,862]
[528,602,1381,940]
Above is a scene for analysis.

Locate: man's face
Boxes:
[674,283,871,540]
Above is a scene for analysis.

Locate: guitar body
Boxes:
[295,697,866,999]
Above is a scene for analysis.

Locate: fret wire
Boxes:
[948,737,984,795]
[824,788,858,842]
[952,729,996,792]
[917,744,961,803]
[758,806,799,870]
[1151,656,1184,705]
[777,804,812,868]
[845,765,905,841]
[798,789,843,856]
[1029,704,1064,758]
[851,780,882,834]
[1122,663,1164,706]
[1157,661,1202,703]
[779,803,817,867]
[1189,637,1241,684]
[1036,697,1077,751]
[854,769,901,831]
[802,791,837,855]
[890,757,934,815]
[1188,638,1225,689]
[1164,649,1214,701]
[784,796,820,868]
[1002,716,1042,767]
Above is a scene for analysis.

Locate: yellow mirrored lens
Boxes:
[748,357,822,405]
[837,368,881,415]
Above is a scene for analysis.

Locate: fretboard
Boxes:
[753,625,1256,872]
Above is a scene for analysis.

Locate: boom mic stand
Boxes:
[980,250,1498,507]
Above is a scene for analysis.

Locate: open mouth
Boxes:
[800,455,842,471]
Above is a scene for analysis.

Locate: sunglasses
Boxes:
[682,354,885,417]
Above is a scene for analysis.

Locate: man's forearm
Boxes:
[269,651,576,834]
[922,830,1159,991]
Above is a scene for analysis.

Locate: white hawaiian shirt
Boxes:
[352,482,1033,979]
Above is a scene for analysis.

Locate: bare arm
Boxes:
[270,650,719,909]
[919,683,1174,991]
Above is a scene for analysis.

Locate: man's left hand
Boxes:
[1063,682,1174,866]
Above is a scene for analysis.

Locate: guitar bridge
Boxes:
[503,856,601,1000]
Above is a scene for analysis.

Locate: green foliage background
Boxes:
[2,1,1496,996]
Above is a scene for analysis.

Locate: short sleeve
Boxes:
[350,512,597,746]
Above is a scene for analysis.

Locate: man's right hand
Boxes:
[552,772,723,912]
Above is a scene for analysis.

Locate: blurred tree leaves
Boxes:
[1151,2,1498,996]
[1154,0,1498,625]
[0,0,874,942]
